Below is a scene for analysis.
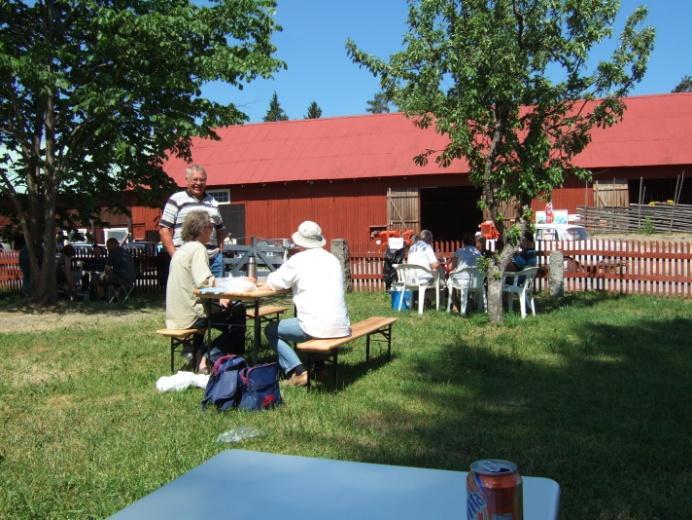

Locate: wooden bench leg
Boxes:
[169,334,202,374]
[332,351,338,388]
[363,325,393,364]
[305,354,313,391]
[170,338,176,373]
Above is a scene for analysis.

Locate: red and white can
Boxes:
[467,459,523,520]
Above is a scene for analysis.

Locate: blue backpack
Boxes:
[201,354,247,412]
[238,362,282,411]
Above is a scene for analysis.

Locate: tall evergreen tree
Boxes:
[264,91,289,121]
[348,0,654,322]
[672,75,692,93]
[366,92,395,113]
[305,101,322,119]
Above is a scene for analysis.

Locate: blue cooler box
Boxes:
[390,290,412,311]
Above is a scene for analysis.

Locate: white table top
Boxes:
[195,284,289,300]
[111,449,560,519]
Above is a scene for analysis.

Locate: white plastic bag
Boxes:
[215,276,257,293]
[155,371,209,392]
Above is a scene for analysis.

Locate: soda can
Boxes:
[467,459,523,520]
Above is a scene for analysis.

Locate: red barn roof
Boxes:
[162,93,692,187]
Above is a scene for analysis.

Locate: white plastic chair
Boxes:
[502,266,539,318]
[392,264,442,315]
[446,266,486,316]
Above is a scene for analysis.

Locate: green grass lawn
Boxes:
[1,291,690,519]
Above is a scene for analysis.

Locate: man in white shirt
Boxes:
[265,221,351,386]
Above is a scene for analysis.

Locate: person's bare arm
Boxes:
[216,228,226,254]
[159,227,176,257]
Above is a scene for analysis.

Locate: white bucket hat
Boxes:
[292,220,326,249]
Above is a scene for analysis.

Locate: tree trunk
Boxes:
[486,241,516,324]
[486,263,504,324]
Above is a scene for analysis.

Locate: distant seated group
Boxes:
[54,238,135,300]
[399,227,537,312]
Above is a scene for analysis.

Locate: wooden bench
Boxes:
[296,316,397,388]
[246,305,288,324]
[156,328,206,373]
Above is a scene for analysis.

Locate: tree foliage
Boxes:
[263,91,289,121]
[366,91,396,113]
[348,0,654,322]
[305,101,322,119]
[0,0,283,303]
[672,75,692,93]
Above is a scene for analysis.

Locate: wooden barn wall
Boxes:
[118,164,688,249]
[230,175,469,252]
[531,166,691,214]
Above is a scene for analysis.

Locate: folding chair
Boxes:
[502,266,539,318]
[447,266,486,315]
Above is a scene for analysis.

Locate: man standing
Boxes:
[159,164,226,278]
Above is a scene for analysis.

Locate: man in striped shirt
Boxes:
[159,164,227,277]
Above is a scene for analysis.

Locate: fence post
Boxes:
[549,250,565,299]
[331,239,352,293]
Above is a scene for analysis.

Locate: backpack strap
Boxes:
[211,354,236,376]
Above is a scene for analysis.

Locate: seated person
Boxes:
[504,231,537,291]
[406,229,440,281]
[56,244,77,296]
[265,220,351,387]
[450,233,482,311]
[452,232,481,272]
[85,244,107,271]
[506,231,537,272]
[165,210,242,373]
[101,238,136,298]
[475,235,492,259]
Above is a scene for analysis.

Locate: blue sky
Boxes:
[203,0,692,123]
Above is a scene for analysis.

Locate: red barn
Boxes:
[153,93,692,252]
[68,92,691,252]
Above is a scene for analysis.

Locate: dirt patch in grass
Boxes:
[0,303,160,333]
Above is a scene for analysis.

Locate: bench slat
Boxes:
[297,316,397,352]
[246,305,288,320]
[156,328,205,339]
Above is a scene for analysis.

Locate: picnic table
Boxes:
[195,284,290,363]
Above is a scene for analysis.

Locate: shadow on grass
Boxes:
[318,314,692,519]
[309,351,392,392]
[537,290,629,314]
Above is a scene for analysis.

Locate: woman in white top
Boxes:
[265,221,351,387]
[406,229,440,282]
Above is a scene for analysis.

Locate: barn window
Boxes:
[208,189,231,205]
